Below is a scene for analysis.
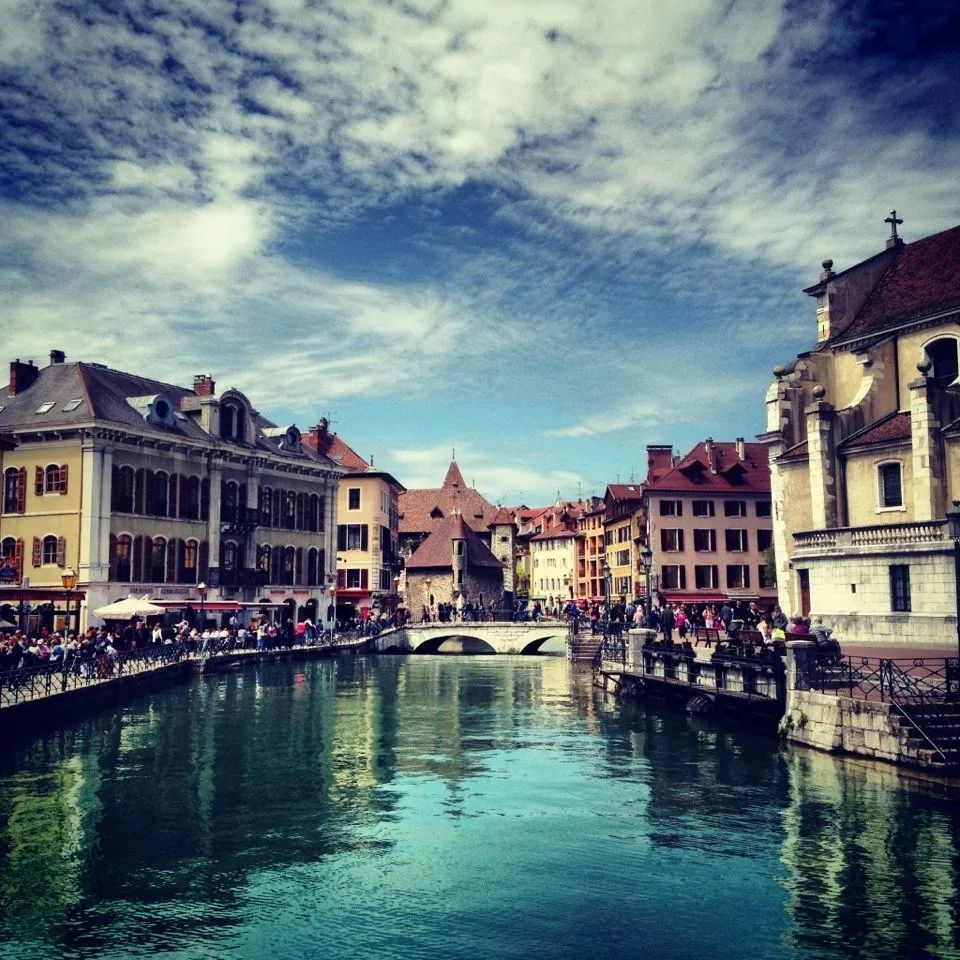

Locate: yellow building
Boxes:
[763,219,960,648]
[601,484,646,602]
[305,424,405,622]
[0,353,345,631]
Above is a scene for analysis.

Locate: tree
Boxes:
[763,545,777,587]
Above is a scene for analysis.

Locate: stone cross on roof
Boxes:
[884,209,903,240]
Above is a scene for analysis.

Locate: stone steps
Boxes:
[569,631,604,662]
[898,706,960,766]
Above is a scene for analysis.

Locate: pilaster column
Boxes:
[79,436,112,586]
[206,456,222,592]
[806,397,837,530]
[909,376,944,521]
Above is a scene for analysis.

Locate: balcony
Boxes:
[793,520,949,553]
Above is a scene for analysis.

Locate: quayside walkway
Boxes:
[0,635,371,732]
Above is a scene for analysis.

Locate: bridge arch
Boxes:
[412,634,498,655]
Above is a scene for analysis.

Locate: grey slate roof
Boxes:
[0,361,341,468]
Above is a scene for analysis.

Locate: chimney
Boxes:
[736,437,745,460]
[9,359,39,395]
[310,418,332,454]
[705,438,715,473]
[193,373,216,397]
[49,349,66,365]
[646,444,673,483]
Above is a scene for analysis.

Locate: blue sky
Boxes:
[2,0,959,505]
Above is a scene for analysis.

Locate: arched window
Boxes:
[282,546,296,586]
[308,494,320,533]
[181,539,198,584]
[114,534,132,582]
[272,488,282,529]
[925,337,959,386]
[272,545,283,582]
[3,467,25,514]
[307,547,319,587]
[284,491,296,530]
[112,465,135,513]
[221,401,247,441]
[1,537,23,581]
[154,471,169,517]
[260,486,273,526]
[221,480,239,524]
[258,544,271,581]
[296,493,306,531]
[221,540,238,571]
[44,464,68,494]
[166,538,179,583]
[41,534,59,565]
[151,537,166,582]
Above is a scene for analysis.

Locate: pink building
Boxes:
[643,440,776,608]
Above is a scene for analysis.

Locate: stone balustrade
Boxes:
[794,519,948,552]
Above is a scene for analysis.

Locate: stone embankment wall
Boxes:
[781,691,921,765]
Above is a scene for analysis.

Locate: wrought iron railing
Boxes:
[812,655,960,763]
[0,644,187,708]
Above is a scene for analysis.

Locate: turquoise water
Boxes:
[0,655,958,960]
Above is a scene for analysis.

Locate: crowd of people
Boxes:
[563,596,837,653]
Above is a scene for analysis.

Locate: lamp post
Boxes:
[61,566,77,636]
[197,581,208,631]
[946,502,960,673]
[641,544,653,622]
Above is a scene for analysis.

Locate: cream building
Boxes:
[305,423,405,622]
[0,353,345,630]
[762,219,960,647]
[602,485,645,602]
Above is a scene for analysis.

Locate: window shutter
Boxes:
[109,535,118,581]
[337,568,345,589]
[166,538,178,583]
[678,530,685,551]
[59,463,68,494]
[16,468,26,513]
[13,539,23,580]
[32,536,42,567]
[56,536,66,567]
[337,526,347,551]
[360,569,368,590]
[680,566,687,589]
[35,466,44,496]
[295,547,303,585]
[744,565,750,588]
[361,525,369,551]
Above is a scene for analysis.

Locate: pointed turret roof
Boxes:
[406,513,504,570]
[443,460,466,489]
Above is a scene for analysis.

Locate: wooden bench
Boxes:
[694,628,721,648]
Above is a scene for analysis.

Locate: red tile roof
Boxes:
[399,461,499,535]
[305,433,369,471]
[405,512,504,570]
[491,507,514,524]
[838,225,960,342]
[606,484,644,500]
[530,521,579,542]
[842,412,911,448]
[643,441,770,494]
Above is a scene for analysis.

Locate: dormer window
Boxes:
[221,401,246,442]
[430,507,443,519]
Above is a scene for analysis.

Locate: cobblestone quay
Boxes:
[1,656,958,960]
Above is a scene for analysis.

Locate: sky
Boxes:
[1,0,959,506]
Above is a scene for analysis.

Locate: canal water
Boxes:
[0,655,958,960]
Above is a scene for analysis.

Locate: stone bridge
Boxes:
[373,621,570,655]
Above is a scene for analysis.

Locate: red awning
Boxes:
[151,599,243,611]
[662,593,727,604]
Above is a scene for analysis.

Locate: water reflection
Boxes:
[0,656,957,960]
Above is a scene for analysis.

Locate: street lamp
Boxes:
[946,502,960,669]
[61,566,77,636]
[197,581,208,631]
[640,543,653,619]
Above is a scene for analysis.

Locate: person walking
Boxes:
[661,603,675,644]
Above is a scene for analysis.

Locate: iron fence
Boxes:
[0,644,186,708]
[811,655,959,703]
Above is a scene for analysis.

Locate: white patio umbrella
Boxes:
[93,595,165,619]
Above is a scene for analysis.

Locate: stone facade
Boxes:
[763,222,960,647]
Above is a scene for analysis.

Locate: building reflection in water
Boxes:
[0,656,958,960]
